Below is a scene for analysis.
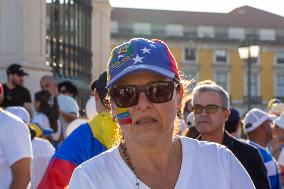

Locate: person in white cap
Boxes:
[5,106,55,189]
[269,113,284,158]
[273,113,284,187]
[244,108,282,189]
[0,83,32,189]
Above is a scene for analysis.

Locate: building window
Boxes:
[245,73,259,97]
[228,27,245,40]
[111,21,118,33]
[276,75,284,97]
[215,49,227,63]
[275,52,284,65]
[166,24,183,37]
[259,29,275,41]
[215,73,228,91]
[197,26,215,38]
[184,48,197,62]
[133,22,151,35]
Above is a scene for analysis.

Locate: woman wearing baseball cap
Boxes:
[69,38,254,189]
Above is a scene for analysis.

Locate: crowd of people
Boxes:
[1,38,284,189]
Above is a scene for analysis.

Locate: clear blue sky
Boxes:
[110,0,284,17]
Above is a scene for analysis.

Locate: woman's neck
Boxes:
[119,136,182,189]
[123,136,181,170]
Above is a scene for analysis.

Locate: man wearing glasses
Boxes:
[192,83,269,189]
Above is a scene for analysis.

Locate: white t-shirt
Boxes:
[69,136,255,189]
[58,94,79,138]
[0,110,33,188]
[32,112,61,141]
[31,138,55,189]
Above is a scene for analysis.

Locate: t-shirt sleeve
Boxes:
[69,167,94,188]
[227,150,256,189]
[32,114,50,129]
[58,95,79,116]
[0,121,32,166]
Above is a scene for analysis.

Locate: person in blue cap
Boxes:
[69,38,255,189]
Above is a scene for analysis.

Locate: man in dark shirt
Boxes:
[192,83,270,189]
[2,64,32,115]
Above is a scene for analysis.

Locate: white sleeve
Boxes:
[278,148,284,166]
[32,113,50,129]
[0,121,32,166]
[69,167,95,188]
[31,139,55,188]
[228,150,256,189]
[58,95,79,116]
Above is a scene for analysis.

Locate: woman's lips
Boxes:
[135,117,157,127]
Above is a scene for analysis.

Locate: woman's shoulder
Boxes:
[75,146,120,173]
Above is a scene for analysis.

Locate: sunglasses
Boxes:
[192,104,226,114]
[110,81,177,108]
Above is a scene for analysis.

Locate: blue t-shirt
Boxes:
[250,141,282,189]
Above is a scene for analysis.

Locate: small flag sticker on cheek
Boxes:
[116,107,132,125]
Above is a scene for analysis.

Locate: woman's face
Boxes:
[111,71,181,145]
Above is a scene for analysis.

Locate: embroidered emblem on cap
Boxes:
[111,44,133,69]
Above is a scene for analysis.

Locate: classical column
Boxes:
[91,0,111,80]
[0,0,50,96]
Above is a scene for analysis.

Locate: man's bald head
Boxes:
[40,75,58,96]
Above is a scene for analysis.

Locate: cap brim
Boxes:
[106,64,175,88]
[16,72,28,76]
[20,72,28,76]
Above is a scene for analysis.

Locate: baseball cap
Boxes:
[106,38,180,88]
[244,108,271,132]
[227,108,241,123]
[6,106,30,124]
[269,103,284,116]
[7,64,28,76]
[275,113,284,129]
[268,98,282,110]
[96,71,108,106]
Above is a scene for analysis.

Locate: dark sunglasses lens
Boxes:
[110,87,139,107]
[206,105,219,114]
[146,82,174,103]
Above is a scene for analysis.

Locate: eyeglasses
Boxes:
[109,81,177,108]
[192,104,226,114]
